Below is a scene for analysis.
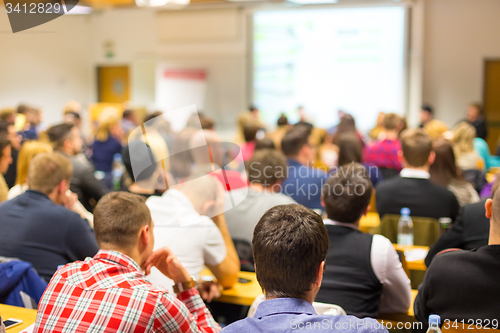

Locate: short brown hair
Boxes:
[281,125,310,157]
[28,153,73,194]
[253,204,329,298]
[0,134,11,160]
[247,149,288,187]
[46,123,75,150]
[323,163,373,223]
[384,113,400,131]
[401,129,432,167]
[93,192,151,248]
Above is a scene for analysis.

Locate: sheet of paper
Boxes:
[19,324,35,333]
[405,248,429,262]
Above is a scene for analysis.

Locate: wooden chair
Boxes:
[378,214,440,246]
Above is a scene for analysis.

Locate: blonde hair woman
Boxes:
[91,107,124,183]
[452,122,484,170]
[8,141,52,199]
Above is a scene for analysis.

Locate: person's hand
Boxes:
[198,280,222,303]
[63,190,78,210]
[143,247,191,284]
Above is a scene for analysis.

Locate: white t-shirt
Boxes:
[146,189,226,291]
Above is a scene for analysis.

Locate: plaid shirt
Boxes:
[34,250,221,333]
[363,139,402,170]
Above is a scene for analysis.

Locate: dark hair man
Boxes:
[0,120,21,188]
[376,129,460,220]
[47,123,107,211]
[0,153,98,281]
[315,163,411,318]
[222,204,387,333]
[281,125,328,211]
[419,104,434,128]
[35,192,221,333]
[414,177,500,328]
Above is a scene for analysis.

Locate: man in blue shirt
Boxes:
[222,204,387,333]
[0,152,99,281]
[281,125,328,211]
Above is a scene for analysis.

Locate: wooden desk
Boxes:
[0,304,37,333]
[394,244,428,271]
[359,213,380,233]
[201,269,262,306]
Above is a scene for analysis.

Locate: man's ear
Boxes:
[315,261,325,287]
[58,180,67,195]
[485,199,493,219]
[363,206,369,216]
[428,151,436,166]
[139,225,151,247]
[320,194,325,208]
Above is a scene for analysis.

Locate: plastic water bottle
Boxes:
[112,153,123,191]
[426,314,442,333]
[397,207,414,246]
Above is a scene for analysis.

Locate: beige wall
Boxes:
[422,0,500,128]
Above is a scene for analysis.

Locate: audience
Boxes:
[0,120,22,188]
[338,133,382,186]
[225,149,296,247]
[376,129,460,220]
[363,113,402,179]
[91,108,123,186]
[34,192,221,333]
[466,102,487,140]
[47,123,108,211]
[190,129,247,191]
[430,139,479,206]
[0,134,12,202]
[240,122,259,161]
[146,175,239,291]
[331,114,364,148]
[453,122,484,171]
[414,180,500,327]
[222,204,386,333]
[281,125,328,211]
[419,104,434,128]
[0,153,98,281]
[315,163,411,318]
[368,111,385,140]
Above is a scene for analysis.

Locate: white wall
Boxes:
[422,0,500,127]
[0,12,92,126]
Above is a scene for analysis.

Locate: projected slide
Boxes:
[253,7,405,131]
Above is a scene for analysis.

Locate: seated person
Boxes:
[35,192,220,333]
[315,163,411,318]
[281,125,328,211]
[424,175,499,266]
[414,184,500,328]
[47,123,108,211]
[225,149,296,247]
[0,134,12,203]
[0,153,98,281]
[363,113,403,178]
[146,174,239,290]
[222,204,387,333]
[190,129,247,191]
[376,129,460,221]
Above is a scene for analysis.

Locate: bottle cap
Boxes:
[400,207,410,216]
[429,314,440,325]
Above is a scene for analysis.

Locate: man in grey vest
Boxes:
[316,163,411,318]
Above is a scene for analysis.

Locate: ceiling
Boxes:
[80,0,225,7]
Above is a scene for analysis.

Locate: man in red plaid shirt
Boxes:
[34,192,221,333]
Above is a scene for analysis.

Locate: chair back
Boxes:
[378,214,440,246]
[232,239,255,272]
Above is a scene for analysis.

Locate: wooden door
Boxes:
[97,66,130,103]
[483,60,500,153]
